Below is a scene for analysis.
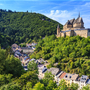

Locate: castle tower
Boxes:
[57,24,60,35]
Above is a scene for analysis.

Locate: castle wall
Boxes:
[66,31,71,36]
[56,33,61,38]
[61,33,65,37]
[74,30,88,38]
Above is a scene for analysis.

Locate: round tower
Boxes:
[57,24,60,35]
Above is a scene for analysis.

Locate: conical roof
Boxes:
[57,24,60,28]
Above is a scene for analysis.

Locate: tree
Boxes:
[27,60,38,74]
[82,85,90,90]
[32,82,45,90]
[41,71,54,86]
[54,79,68,90]
[5,55,24,77]
[46,80,57,90]
[0,74,13,86]
[70,83,79,90]
[16,71,38,89]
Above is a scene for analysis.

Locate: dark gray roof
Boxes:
[69,18,75,24]
[73,17,84,24]
[57,24,60,28]
[86,79,90,84]
[65,20,72,25]
[80,75,88,82]
[21,47,33,50]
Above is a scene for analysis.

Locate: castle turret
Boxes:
[57,24,60,35]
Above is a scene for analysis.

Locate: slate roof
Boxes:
[47,67,60,76]
[65,20,72,25]
[12,43,18,48]
[80,75,88,82]
[21,47,33,50]
[71,74,79,81]
[42,66,47,73]
[86,79,90,84]
[73,17,84,24]
[57,24,60,28]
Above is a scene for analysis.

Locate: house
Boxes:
[55,71,64,83]
[47,67,61,81]
[70,74,80,88]
[86,79,90,85]
[21,47,34,53]
[22,56,30,66]
[63,73,73,86]
[38,65,47,80]
[23,66,28,71]
[59,72,66,83]
[79,75,89,89]
[47,67,61,76]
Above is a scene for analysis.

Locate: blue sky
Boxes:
[0,0,90,28]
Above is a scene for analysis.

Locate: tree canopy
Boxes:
[0,9,62,48]
[31,35,90,77]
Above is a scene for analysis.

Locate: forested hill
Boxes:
[0,9,63,47]
[31,35,90,77]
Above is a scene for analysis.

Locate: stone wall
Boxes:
[74,30,88,38]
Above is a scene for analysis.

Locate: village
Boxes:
[11,43,90,90]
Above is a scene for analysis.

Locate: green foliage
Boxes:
[32,82,45,90]
[27,60,38,74]
[0,9,63,47]
[54,79,68,90]
[16,71,38,88]
[41,71,54,86]
[0,48,24,77]
[70,83,79,90]
[46,80,57,90]
[19,43,26,47]
[82,85,90,90]
[0,74,13,86]
[31,35,90,76]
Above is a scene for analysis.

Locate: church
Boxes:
[56,14,90,38]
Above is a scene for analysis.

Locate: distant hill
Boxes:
[0,9,63,47]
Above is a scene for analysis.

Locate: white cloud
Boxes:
[43,10,76,25]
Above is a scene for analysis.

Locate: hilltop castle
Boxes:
[56,14,90,38]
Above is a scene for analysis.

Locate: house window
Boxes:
[88,30,90,32]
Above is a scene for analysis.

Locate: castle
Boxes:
[56,14,90,38]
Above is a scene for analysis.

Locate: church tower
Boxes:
[57,24,60,35]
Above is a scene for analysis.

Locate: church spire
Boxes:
[78,12,80,18]
[57,24,60,28]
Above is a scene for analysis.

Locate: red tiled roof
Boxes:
[59,72,66,79]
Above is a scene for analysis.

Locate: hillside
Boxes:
[31,35,90,77]
[0,9,63,48]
